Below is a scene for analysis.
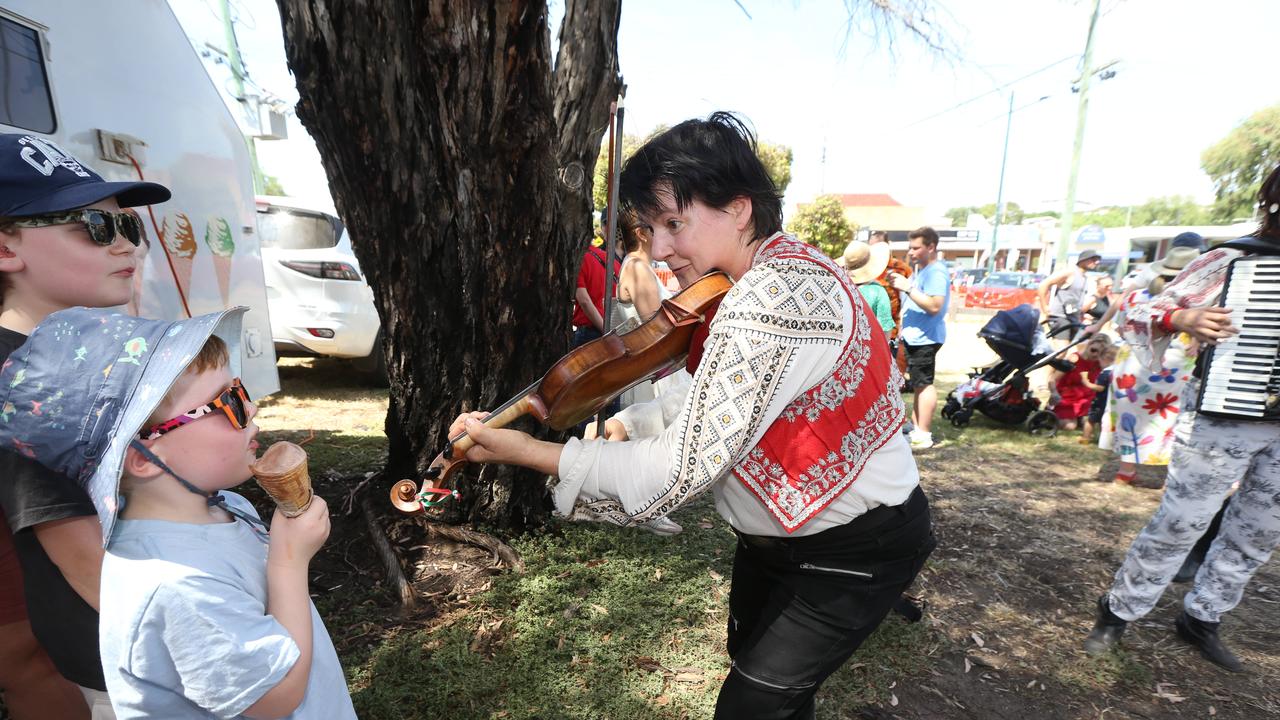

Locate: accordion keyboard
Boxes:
[1197,257,1280,420]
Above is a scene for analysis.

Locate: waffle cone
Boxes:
[250,441,313,517]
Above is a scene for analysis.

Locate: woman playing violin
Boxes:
[449,112,934,720]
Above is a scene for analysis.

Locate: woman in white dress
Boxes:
[611,217,682,407]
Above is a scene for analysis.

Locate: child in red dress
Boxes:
[1052,333,1113,430]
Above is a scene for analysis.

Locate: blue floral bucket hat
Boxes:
[0,306,246,545]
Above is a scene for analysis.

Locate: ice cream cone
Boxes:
[161,213,198,301]
[205,217,235,305]
[250,441,313,517]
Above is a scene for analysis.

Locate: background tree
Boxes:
[944,201,1023,227]
[787,194,854,258]
[276,0,622,530]
[756,141,794,196]
[1071,195,1211,228]
[263,173,287,196]
[1202,103,1280,222]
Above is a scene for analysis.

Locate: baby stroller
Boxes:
[941,304,1091,436]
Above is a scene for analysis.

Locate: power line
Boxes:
[904,54,1076,129]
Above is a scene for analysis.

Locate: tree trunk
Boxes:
[276,0,620,531]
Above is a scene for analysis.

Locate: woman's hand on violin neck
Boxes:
[448,413,564,476]
[447,411,490,439]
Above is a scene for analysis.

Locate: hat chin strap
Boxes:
[128,440,268,534]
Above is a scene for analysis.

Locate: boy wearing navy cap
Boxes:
[0,132,169,718]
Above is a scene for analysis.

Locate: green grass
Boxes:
[342,503,940,719]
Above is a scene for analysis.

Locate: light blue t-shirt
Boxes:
[100,492,356,720]
[900,260,950,346]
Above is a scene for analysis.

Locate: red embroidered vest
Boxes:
[726,237,906,532]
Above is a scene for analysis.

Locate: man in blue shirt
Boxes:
[889,227,950,449]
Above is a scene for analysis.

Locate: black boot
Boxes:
[1172,554,1202,583]
[1175,612,1244,672]
[1084,595,1127,656]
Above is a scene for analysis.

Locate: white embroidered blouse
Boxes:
[553,234,920,537]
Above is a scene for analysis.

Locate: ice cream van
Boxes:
[0,0,280,396]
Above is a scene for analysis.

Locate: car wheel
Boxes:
[352,332,389,387]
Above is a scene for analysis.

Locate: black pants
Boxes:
[716,487,936,720]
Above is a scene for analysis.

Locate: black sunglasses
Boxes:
[12,209,144,247]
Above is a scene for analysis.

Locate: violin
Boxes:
[390,271,732,515]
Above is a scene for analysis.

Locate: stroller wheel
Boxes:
[941,403,954,420]
[1026,410,1058,437]
[950,409,972,428]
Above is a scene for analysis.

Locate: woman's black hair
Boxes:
[619,112,783,242]
[1258,163,1280,238]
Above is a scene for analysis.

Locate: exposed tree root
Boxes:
[417,520,525,574]
[359,494,416,609]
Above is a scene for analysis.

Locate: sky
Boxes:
[169,0,1280,222]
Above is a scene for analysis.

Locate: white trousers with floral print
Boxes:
[1107,387,1280,623]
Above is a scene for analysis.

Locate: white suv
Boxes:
[256,196,385,382]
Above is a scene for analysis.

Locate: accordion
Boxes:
[1196,255,1280,421]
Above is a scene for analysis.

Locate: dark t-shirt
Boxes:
[0,326,104,690]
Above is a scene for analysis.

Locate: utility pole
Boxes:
[1056,0,1103,271]
[222,0,266,194]
[988,91,1015,274]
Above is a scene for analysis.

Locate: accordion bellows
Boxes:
[250,441,313,517]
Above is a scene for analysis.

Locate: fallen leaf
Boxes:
[586,558,608,568]
[964,657,972,674]
[709,570,724,582]
[589,603,609,615]
[1209,706,1216,716]
[1153,683,1187,703]
[890,694,899,707]
[674,672,705,684]
[601,633,612,644]
[654,568,664,581]
[971,632,985,648]
[698,521,715,529]
[554,569,572,579]
[655,695,671,706]
[1026,679,1036,689]
[562,600,583,619]
[556,636,565,650]
[634,656,669,673]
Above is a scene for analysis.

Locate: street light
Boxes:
[986,94,1051,274]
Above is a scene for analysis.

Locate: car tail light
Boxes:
[307,328,336,338]
[279,260,362,281]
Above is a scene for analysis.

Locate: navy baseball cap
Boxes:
[1170,231,1206,251]
[0,133,170,218]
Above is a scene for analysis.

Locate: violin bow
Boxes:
[597,86,626,438]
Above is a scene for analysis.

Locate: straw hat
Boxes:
[1150,246,1201,277]
[838,240,890,284]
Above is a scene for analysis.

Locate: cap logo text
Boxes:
[18,136,91,179]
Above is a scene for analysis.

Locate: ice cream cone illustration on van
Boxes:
[205,217,235,305]
[161,213,198,300]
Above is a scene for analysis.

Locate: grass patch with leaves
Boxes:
[346,499,939,719]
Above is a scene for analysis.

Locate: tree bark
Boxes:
[277,0,620,531]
